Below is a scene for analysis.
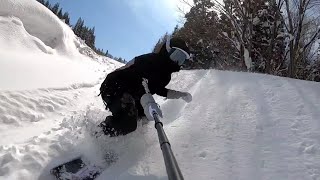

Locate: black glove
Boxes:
[167,90,192,103]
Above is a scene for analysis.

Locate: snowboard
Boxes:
[50,151,118,180]
[50,157,103,180]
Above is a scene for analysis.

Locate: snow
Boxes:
[0,0,76,55]
[0,0,122,91]
[244,48,252,70]
[252,17,260,25]
[2,68,320,180]
[288,33,295,42]
[222,32,228,37]
[1,0,320,180]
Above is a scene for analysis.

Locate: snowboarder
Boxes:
[98,36,192,137]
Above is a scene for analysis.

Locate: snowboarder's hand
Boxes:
[145,102,163,120]
[141,93,163,121]
[167,90,192,103]
[181,92,192,103]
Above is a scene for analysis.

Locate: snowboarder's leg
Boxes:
[98,93,138,137]
[136,99,145,118]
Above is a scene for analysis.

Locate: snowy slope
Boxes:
[1,69,320,180]
[1,0,320,180]
[0,0,122,91]
[0,0,122,178]
[95,70,320,180]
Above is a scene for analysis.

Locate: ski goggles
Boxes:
[169,47,190,66]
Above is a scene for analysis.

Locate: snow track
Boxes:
[0,83,110,180]
[137,70,320,180]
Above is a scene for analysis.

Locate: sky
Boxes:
[48,0,191,61]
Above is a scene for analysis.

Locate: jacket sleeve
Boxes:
[131,54,171,97]
[100,70,126,96]
[155,87,169,97]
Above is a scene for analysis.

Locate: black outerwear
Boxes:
[100,52,180,112]
[98,52,180,136]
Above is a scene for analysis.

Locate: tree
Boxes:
[51,3,60,15]
[250,0,286,74]
[37,0,45,5]
[152,32,169,53]
[211,0,286,73]
[212,0,254,70]
[62,12,70,25]
[37,0,135,63]
[174,0,222,69]
[73,18,84,36]
[283,0,320,78]
[44,0,51,9]
[57,8,63,18]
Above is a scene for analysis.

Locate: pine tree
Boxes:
[44,0,50,8]
[174,0,221,69]
[217,0,286,72]
[250,0,285,74]
[73,18,84,36]
[51,3,60,15]
[152,32,169,53]
[57,9,63,19]
[172,25,179,36]
[37,0,45,5]
[62,12,70,25]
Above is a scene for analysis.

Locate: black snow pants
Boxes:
[99,93,144,137]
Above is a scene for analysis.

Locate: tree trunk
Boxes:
[288,41,295,77]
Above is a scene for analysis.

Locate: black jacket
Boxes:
[100,52,180,103]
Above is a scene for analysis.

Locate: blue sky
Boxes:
[48,0,189,61]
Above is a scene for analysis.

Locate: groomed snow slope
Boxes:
[1,70,320,180]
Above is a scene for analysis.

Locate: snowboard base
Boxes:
[50,151,118,180]
[50,157,102,180]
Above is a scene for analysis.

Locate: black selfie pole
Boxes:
[141,79,184,180]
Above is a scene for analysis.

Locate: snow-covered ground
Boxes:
[0,0,121,91]
[1,0,320,180]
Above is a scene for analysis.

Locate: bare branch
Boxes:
[303,28,320,52]
[179,0,193,8]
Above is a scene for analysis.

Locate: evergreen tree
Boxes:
[73,18,84,36]
[174,0,221,69]
[37,0,125,62]
[152,32,169,53]
[62,12,70,25]
[51,3,60,15]
[217,0,285,72]
[44,0,50,9]
[250,0,285,74]
[57,8,63,18]
[37,0,45,5]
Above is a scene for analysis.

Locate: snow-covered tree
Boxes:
[251,0,286,74]
[174,0,222,69]
[213,0,286,73]
[283,0,320,78]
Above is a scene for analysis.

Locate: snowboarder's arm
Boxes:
[100,71,127,96]
[166,89,192,103]
[155,88,169,97]
[154,88,193,103]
